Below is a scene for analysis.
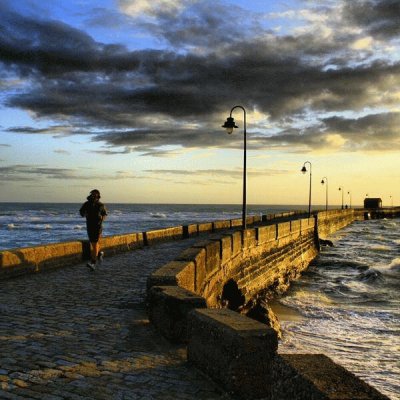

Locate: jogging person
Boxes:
[79,189,107,270]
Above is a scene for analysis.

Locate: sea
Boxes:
[277,218,400,400]
[0,202,302,251]
[0,203,399,399]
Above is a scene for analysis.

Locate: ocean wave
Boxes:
[7,223,17,229]
[389,258,400,271]
[28,224,53,230]
[357,269,385,283]
[150,213,167,219]
[368,244,392,252]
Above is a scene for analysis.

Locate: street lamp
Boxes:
[338,186,344,209]
[347,191,352,208]
[390,195,393,207]
[321,177,328,212]
[301,161,312,217]
[222,105,247,229]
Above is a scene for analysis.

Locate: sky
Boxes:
[0,0,399,206]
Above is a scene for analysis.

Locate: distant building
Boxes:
[364,198,382,209]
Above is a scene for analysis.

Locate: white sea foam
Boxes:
[150,213,167,219]
[389,258,400,271]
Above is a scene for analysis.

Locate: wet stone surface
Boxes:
[0,239,231,399]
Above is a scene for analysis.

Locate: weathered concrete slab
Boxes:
[148,286,206,343]
[188,308,278,399]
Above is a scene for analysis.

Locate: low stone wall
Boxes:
[0,213,274,280]
[317,209,358,238]
[147,209,390,399]
[0,232,144,279]
[147,216,320,341]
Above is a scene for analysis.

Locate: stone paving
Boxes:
[0,238,232,400]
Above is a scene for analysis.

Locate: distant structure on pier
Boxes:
[364,197,382,209]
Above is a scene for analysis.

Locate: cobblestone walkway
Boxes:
[0,239,231,400]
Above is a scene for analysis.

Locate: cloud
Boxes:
[119,0,194,18]
[0,164,140,183]
[0,0,399,156]
[255,112,400,152]
[321,112,400,151]
[0,144,11,147]
[6,125,82,137]
[53,149,70,155]
[343,0,400,39]
[144,167,290,180]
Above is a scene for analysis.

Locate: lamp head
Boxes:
[301,166,307,174]
[222,116,238,134]
[339,187,342,191]
[321,179,325,185]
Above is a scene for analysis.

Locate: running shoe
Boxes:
[86,261,96,271]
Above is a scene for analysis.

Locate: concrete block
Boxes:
[204,241,220,275]
[257,225,276,244]
[246,216,255,225]
[231,231,243,256]
[219,235,232,264]
[147,260,195,292]
[290,220,301,234]
[277,222,291,239]
[148,286,207,343]
[176,247,206,292]
[253,215,262,224]
[188,308,278,399]
[243,229,257,248]
[144,226,183,244]
[198,222,213,233]
[0,241,86,279]
[100,233,143,254]
[183,224,198,237]
[212,220,231,230]
[230,218,243,228]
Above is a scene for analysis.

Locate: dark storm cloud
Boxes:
[322,112,400,150]
[0,164,139,182]
[0,7,140,75]
[257,112,400,152]
[0,1,399,155]
[5,125,84,137]
[343,0,400,39]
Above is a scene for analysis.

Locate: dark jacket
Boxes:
[79,200,107,227]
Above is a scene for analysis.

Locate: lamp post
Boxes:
[321,177,328,212]
[347,191,352,208]
[222,105,247,229]
[301,161,312,217]
[338,187,344,209]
